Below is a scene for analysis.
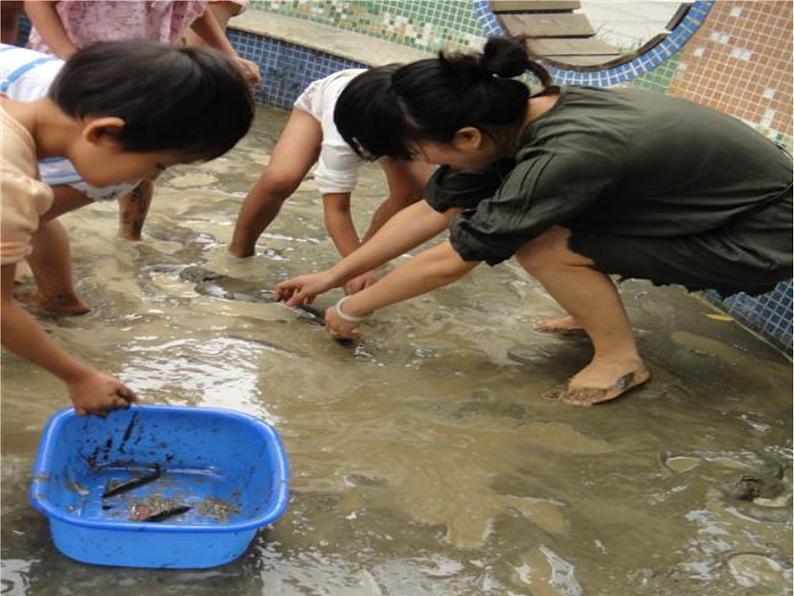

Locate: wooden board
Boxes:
[666,3,693,31]
[542,54,624,67]
[527,37,621,56]
[489,0,581,13]
[498,13,595,37]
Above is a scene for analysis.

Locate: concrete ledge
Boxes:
[228,10,433,67]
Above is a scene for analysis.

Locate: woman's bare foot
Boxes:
[542,357,650,406]
[16,290,90,316]
[534,315,587,337]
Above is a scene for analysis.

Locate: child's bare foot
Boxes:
[17,291,91,316]
[534,315,587,337]
[542,357,650,406]
[118,225,143,241]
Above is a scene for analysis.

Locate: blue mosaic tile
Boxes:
[229,30,364,109]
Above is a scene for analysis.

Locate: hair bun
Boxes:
[480,37,530,78]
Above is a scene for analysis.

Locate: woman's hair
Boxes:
[335,36,551,160]
[49,40,254,160]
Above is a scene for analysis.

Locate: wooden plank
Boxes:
[666,3,693,31]
[527,37,621,56]
[542,54,624,67]
[498,13,595,37]
[634,32,668,56]
[489,0,580,13]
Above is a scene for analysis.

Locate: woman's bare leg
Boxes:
[515,226,650,405]
[228,109,322,257]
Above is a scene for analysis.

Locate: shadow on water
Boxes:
[2,107,791,595]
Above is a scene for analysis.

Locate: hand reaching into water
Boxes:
[68,370,138,417]
[275,270,338,307]
[324,304,363,340]
[343,271,377,296]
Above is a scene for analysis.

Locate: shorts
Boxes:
[568,187,793,297]
[39,157,139,202]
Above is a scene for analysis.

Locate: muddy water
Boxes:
[2,108,791,595]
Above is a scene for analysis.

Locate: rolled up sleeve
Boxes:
[447,149,620,265]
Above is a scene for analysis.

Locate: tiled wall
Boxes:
[249,0,485,52]
[230,29,364,109]
[667,1,793,152]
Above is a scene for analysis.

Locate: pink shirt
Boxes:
[28,1,208,53]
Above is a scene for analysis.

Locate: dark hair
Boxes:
[334,63,404,160]
[335,37,551,160]
[49,40,254,160]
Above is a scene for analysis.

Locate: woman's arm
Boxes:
[275,199,458,305]
[24,1,77,58]
[325,240,479,338]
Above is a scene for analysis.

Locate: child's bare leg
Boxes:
[117,180,153,241]
[23,219,89,316]
[229,109,322,257]
[515,226,650,406]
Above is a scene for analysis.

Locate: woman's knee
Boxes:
[515,226,573,271]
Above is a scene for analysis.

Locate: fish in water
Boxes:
[102,465,161,498]
[183,266,353,345]
[141,506,192,523]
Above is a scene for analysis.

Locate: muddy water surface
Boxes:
[2,108,791,595]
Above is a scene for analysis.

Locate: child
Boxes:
[1,40,254,415]
[228,66,432,295]
[1,42,141,315]
[275,37,793,407]
[24,0,261,241]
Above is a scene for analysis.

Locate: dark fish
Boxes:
[142,506,192,522]
[102,465,161,498]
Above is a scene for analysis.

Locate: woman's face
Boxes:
[409,128,501,171]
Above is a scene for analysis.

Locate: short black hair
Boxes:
[334,63,409,160]
[49,40,254,160]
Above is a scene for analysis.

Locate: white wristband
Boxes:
[335,296,368,323]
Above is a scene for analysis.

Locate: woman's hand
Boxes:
[324,304,362,340]
[68,370,138,416]
[343,271,377,295]
[275,270,337,306]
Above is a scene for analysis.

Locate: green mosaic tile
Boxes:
[632,53,680,94]
[249,0,484,51]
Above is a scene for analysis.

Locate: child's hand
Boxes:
[275,271,337,307]
[68,370,139,417]
[344,271,377,295]
[324,305,362,340]
[234,57,261,86]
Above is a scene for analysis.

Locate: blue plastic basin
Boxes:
[29,405,289,569]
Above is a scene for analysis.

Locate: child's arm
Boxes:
[275,199,458,305]
[1,264,137,415]
[188,8,261,85]
[361,158,429,243]
[322,192,378,295]
[23,1,78,58]
[322,192,359,256]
